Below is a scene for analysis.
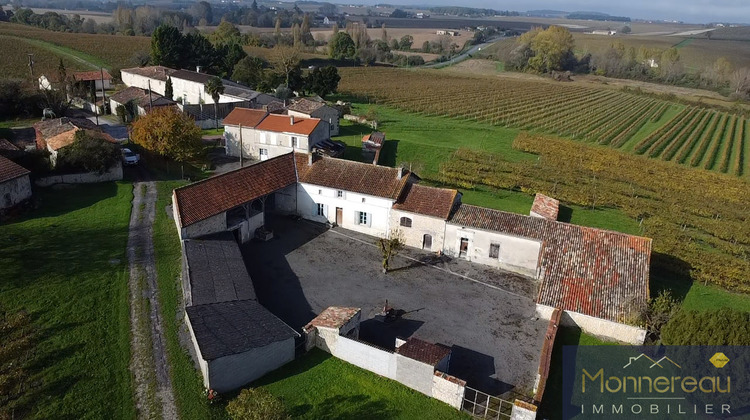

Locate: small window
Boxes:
[358,211,369,225]
[400,217,412,228]
[361,197,366,203]
[317,203,326,217]
[291,136,298,148]
[337,190,344,198]
[318,189,322,195]
[489,243,500,259]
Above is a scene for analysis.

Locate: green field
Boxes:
[0,183,134,418]
[338,67,747,177]
[251,349,468,419]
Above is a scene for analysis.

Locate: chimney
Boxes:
[290,115,295,125]
[397,167,403,179]
[196,66,202,73]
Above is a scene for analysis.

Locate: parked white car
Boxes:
[121,148,140,166]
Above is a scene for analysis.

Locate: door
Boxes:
[422,234,432,250]
[459,238,469,258]
[335,207,343,225]
[259,148,268,161]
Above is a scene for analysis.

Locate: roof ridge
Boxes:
[174,152,294,194]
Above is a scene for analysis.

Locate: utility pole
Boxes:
[100,67,107,115]
[239,123,243,168]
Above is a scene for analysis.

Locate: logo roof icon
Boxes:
[623,354,681,369]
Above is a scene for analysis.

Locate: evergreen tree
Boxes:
[165,76,173,100]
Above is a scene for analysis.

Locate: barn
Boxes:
[0,155,31,211]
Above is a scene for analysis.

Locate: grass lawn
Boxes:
[201,128,225,136]
[252,349,468,419]
[153,180,227,419]
[0,182,134,418]
[0,117,41,140]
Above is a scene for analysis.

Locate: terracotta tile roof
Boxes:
[288,98,325,114]
[173,153,297,227]
[46,129,116,151]
[304,307,360,331]
[362,132,385,148]
[121,65,176,81]
[34,117,97,141]
[73,69,112,82]
[222,108,268,127]
[396,337,451,366]
[110,87,174,108]
[298,156,411,200]
[256,114,321,136]
[393,183,458,220]
[0,139,19,152]
[0,155,30,183]
[530,193,560,220]
[449,204,651,322]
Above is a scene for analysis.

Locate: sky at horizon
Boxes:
[346,0,749,24]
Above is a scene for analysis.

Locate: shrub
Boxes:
[226,388,289,420]
[661,309,750,345]
[56,131,119,174]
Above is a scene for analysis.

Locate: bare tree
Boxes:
[730,67,750,96]
[377,229,404,273]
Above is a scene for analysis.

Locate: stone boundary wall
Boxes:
[535,304,647,345]
[35,162,123,187]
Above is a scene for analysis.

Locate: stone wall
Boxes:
[535,304,647,345]
[0,175,31,210]
[35,163,123,187]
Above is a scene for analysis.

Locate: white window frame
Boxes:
[259,148,268,157]
[291,136,298,148]
[316,203,327,217]
[337,190,344,199]
[400,217,412,228]
[357,211,370,226]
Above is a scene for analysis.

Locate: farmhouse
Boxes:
[222,108,332,161]
[109,87,175,118]
[287,98,341,136]
[72,70,112,91]
[183,233,298,392]
[172,152,651,328]
[120,66,176,97]
[0,155,31,211]
[33,118,117,167]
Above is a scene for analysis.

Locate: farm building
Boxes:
[72,70,112,91]
[33,118,117,167]
[109,87,175,119]
[390,183,460,251]
[120,66,176,97]
[222,108,332,161]
[183,233,298,392]
[529,193,559,220]
[0,155,31,211]
[361,131,385,164]
[287,98,341,136]
[0,139,23,159]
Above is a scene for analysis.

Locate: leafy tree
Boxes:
[377,229,404,273]
[150,24,183,68]
[421,40,430,53]
[306,66,340,98]
[398,35,413,50]
[660,47,683,83]
[232,56,266,88]
[209,20,241,45]
[219,42,248,76]
[226,388,289,420]
[57,130,119,174]
[130,106,202,162]
[183,32,217,71]
[662,309,750,345]
[528,26,574,73]
[189,1,213,25]
[205,76,224,128]
[328,32,355,59]
[621,25,632,34]
[164,76,173,100]
[390,38,400,51]
[390,9,407,18]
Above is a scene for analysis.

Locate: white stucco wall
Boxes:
[171,77,206,105]
[207,337,295,393]
[121,72,167,96]
[535,304,647,345]
[390,210,447,251]
[180,212,226,240]
[444,224,542,278]
[0,175,32,210]
[432,372,465,410]
[395,354,435,395]
[288,110,339,136]
[333,335,398,378]
[298,183,393,237]
[224,125,260,159]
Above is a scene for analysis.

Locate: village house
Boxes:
[72,70,112,91]
[172,151,651,339]
[287,98,341,136]
[120,66,176,97]
[33,118,117,167]
[109,87,175,119]
[0,155,31,211]
[222,108,331,161]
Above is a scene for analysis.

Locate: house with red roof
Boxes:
[0,155,31,211]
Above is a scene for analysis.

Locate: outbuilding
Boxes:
[0,155,31,211]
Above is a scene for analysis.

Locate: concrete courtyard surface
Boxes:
[241,217,548,397]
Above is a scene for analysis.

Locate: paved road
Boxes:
[127,176,177,419]
[423,37,504,69]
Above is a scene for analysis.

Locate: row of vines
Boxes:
[339,67,748,177]
[438,133,750,291]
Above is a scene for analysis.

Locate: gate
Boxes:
[462,387,513,419]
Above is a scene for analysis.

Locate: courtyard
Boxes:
[241,216,548,397]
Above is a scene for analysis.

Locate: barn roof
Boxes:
[186,299,298,360]
[449,204,651,322]
[73,70,112,82]
[297,156,411,200]
[530,193,560,221]
[121,65,176,82]
[0,155,30,183]
[393,183,458,220]
[173,153,297,227]
[184,233,257,306]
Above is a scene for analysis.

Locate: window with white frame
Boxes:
[291,136,298,148]
[337,190,344,198]
[357,211,369,226]
[489,243,500,259]
[316,203,326,217]
[400,217,412,228]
